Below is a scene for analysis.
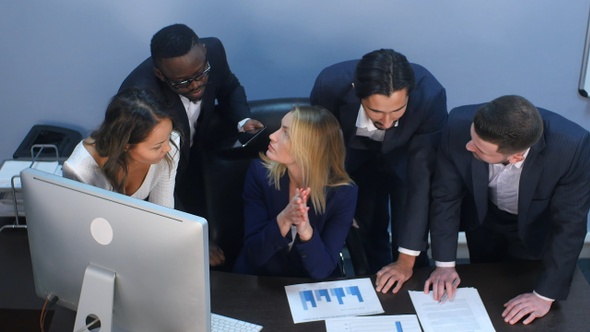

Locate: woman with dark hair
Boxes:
[233,105,358,280]
[63,88,180,208]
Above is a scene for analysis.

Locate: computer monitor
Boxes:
[20,168,210,332]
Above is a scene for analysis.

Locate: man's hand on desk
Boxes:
[423,267,460,301]
[209,243,226,267]
[502,292,552,325]
[375,253,415,294]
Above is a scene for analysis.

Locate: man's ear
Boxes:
[153,67,165,82]
[507,152,526,164]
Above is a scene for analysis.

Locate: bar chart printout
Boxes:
[284,277,384,323]
[325,314,422,332]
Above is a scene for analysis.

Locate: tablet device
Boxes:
[232,127,267,149]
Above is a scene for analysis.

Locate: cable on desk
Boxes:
[40,295,59,332]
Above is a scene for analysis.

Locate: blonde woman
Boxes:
[233,106,358,280]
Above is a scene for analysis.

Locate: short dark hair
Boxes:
[150,24,200,67]
[353,49,415,100]
[473,95,543,154]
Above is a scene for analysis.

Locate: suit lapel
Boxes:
[471,157,489,223]
[160,87,191,161]
[340,89,361,146]
[518,136,546,224]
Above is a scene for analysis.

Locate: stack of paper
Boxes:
[409,288,495,332]
[0,160,61,188]
[0,160,62,217]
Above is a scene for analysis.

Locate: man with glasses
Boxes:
[120,24,263,268]
[310,49,447,292]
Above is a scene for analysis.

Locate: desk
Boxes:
[1,227,589,331]
[212,265,590,331]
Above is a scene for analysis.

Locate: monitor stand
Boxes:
[74,264,115,332]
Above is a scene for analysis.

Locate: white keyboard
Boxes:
[211,313,263,332]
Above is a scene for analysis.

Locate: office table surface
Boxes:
[1,227,589,331]
[210,265,590,332]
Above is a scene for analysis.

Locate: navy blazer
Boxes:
[430,104,590,300]
[310,60,448,252]
[119,37,251,208]
[233,160,358,280]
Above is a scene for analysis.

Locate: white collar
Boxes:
[356,104,380,131]
[495,148,530,169]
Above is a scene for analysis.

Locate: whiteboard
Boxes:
[579,9,590,97]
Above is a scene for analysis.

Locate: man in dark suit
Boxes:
[425,95,590,325]
[120,24,263,267]
[310,49,448,292]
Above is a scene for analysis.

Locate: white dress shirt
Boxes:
[355,104,387,141]
[488,149,529,214]
[179,95,250,147]
[179,95,202,147]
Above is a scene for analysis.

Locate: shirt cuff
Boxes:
[533,290,555,302]
[237,118,250,132]
[435,261,456,268]
[398,247,420,256]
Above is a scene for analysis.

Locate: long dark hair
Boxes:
[89,88,179,193]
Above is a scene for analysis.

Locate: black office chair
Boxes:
[343,219,370,276]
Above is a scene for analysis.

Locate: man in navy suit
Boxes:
[120,24,263,267]
[311,49,448,292]
[425,95,590,325]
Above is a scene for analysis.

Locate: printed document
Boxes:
[285,277,384,323]
[409,288,495,332]
[325,314,422,332]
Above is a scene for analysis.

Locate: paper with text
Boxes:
[409,288,495,332]
[325,314,422,332]
[285,277,384,323]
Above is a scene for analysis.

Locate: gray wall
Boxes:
[2,1,589,225]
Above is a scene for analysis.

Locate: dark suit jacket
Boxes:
[233,159,358,280]
[119,37,251,211]
[430,104,590,300]
[310,60,448,252]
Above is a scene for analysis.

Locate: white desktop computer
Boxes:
[21,168,210,332]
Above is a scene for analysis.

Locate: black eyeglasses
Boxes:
[166,61,211,90]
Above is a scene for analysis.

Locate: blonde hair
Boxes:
[262,106,353,214]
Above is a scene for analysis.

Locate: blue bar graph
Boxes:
[300,290,316,310]
[299,286,364,310]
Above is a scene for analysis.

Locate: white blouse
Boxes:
[62,133,180,208]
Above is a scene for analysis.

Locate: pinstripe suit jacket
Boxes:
[430,104,590,300]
